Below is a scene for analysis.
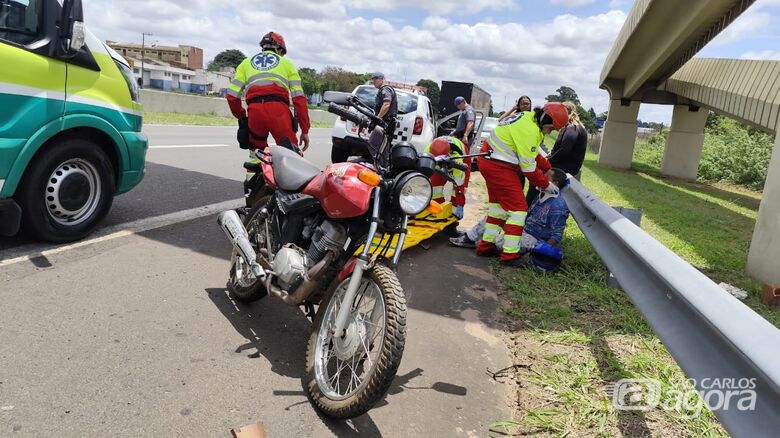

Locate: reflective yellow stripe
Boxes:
[226,89,241,98]
[432,186,444,198]
[503,235,522,254]
[506,212,527,227]
[488,203,507,219]
[247,72,291,88]
[520,163,537,173]
[488,133,518,165]
[483,223,502,243]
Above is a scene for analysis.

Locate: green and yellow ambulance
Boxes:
[0,0,147,242]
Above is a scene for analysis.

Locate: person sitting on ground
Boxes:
[449,168,570,251]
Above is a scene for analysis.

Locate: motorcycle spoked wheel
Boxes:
[303,263,407,419]
[227,196,272,302]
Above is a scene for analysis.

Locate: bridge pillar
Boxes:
[661,105,708,180]
[747,130,780,285]
[598,99,640,169]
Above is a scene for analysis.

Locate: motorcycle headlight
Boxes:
[394,172,432,216]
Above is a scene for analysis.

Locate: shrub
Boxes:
[629,119,772,191]
[697,118,773,190]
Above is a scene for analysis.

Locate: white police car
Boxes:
[331,84,435,157]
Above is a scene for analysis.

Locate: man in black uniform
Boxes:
[371,72,397,163]
[330,72,397,163]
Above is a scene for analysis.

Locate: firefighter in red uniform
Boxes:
[476,102,569,267]
[226,32,310,152]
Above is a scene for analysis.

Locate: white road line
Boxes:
[149,144,230,149]
[0,199,244,268]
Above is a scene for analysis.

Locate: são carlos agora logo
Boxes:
[251,52,280,70]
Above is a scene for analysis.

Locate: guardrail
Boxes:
[562,177,780,437]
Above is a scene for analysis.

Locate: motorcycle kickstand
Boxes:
[304,302,316,323]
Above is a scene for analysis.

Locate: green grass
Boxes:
[497,152,776,436]
[144,111,332,128]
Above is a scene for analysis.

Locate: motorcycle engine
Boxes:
[307,221,347,263]
[273,245,308,291]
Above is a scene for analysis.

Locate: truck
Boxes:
[435,81,492,141]
[0,0,148,242]
[437,81,491,119]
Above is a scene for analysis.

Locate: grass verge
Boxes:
[495,153,776,437]
[144,111,332,128]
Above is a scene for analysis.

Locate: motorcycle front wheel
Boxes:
[303,264,407,419]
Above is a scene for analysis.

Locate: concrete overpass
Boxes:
[597,0,780,285]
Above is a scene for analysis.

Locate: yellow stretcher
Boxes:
[355,202,458,258]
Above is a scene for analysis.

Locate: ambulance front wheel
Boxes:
[16,138,115,243]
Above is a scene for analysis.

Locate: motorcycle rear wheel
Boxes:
[303,264,407,419]
[227,196,271,302]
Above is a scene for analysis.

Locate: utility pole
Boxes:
[141,32,153,88]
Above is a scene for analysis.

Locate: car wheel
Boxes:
[16,138,115,243]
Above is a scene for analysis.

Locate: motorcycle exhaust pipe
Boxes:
[267,252,335,306]
[217,210,265,278]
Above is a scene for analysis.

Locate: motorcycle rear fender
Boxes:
[337,258,358,282]
[262,159,277,189]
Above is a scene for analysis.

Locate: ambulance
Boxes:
[0,0,147,242]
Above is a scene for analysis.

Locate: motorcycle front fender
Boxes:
[337,258,358,282]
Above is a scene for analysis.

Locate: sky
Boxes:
[84,0,780,124]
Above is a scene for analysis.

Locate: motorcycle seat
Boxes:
[270,146,321,191]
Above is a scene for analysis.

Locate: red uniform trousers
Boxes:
[476,154,528,261]
[247,101,298,149]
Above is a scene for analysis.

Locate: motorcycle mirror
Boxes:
[323,91,351,105]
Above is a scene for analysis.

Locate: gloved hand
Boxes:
[237,117,250,150]
[454,205,464,219]
[538,183,560,203]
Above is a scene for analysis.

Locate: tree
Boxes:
[207,49,246,71]
[299,67,319,97]
[546,86,580,105]
[416,79,440,110]
[576,104,598,134]
[319,66,370,93]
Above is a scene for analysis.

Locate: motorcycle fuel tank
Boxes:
[303,162,374,219]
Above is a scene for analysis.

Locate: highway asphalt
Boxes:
[0,125,511,437]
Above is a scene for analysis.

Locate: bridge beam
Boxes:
[598,99,640,169]
[661,105,709,179]
[748,127,780,285]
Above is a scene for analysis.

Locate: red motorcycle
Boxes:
[217,92,466,419]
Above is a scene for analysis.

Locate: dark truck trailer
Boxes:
[438,81,491,118]
[436,81,492,142]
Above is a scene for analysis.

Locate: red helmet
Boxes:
[429,137,452,157]
[260,32,287,55]
[543,102,569,129]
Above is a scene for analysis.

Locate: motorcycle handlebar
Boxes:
[328,102,370,127]
[436,156,469,172]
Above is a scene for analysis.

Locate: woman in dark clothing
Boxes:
[526,101,588,205]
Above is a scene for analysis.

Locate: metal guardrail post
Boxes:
[562,177,780,436]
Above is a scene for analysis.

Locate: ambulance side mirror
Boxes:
[59,0,85,57]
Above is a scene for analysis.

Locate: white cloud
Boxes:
[84,1,626,115]
[710,8,771,45]
[740,50,780,60]
[347,0,516,14]
[549,0,595,7]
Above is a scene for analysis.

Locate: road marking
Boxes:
[0,199,244,268]
[149,144,231,149]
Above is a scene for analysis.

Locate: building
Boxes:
[125,57,203,93]
[107,41,203,70]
